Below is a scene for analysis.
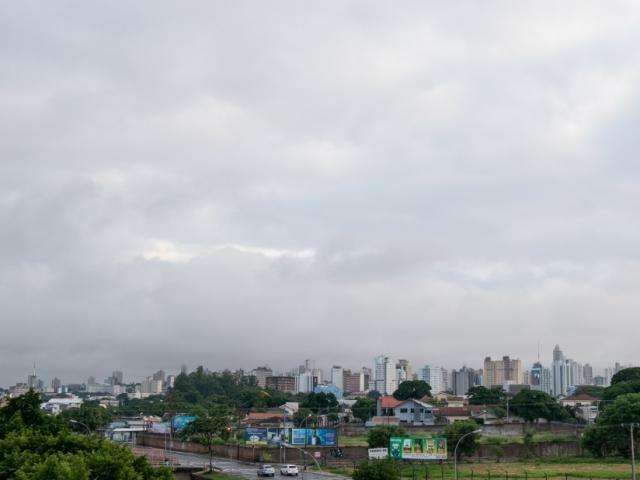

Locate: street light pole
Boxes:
[69,419,91,434]
[631,423,637,480]
[454,429,482,480]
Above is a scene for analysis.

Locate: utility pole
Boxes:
[631,423,637,480]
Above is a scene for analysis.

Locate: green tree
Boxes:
[300,392,339,413]
[392,381,431,400]
[352,398,376,422]
[602,380,640,402]
[611,368,640,386]
[467,386,505,405]
[582,393,640,458]
[353,459,400,480]
[0,390,64,438]
[485,437,506,463]
[509,390,571,423]
[181,410,230,471]
[367,425,406,448]
[444,420,480,460]
[61,402,112,432]
[573,385,606,399]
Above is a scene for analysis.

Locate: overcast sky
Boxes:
[2,2,640,386]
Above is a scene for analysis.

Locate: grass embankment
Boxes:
[339,433,578,448]
[200,472,246,480]
[325,459,633,479]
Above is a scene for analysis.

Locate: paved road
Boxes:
[133,446,349,480]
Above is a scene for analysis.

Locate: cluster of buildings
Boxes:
[0,367,178,405]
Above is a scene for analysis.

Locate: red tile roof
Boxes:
[379,396,404,409]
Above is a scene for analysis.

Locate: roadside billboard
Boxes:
[290,428,337,446]
[389,436,447,460]
[171,415,196,432]
[245,427,269,445]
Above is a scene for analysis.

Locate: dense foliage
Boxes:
[353,459,400,480]
[166,367,294,412]
[352,397,376,422]
[0,391,171,480]
[444,420,480,460]
[610,368,640,386]
[509,390,575,423]
[466,386,505,405]
[573,385,606,399]
[366,425,406,448]
[392,381,431,400]
[60,402,112,432]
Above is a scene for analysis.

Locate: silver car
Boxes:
[258,464,276,477]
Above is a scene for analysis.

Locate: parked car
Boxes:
[258,464,276,477]
[280,464,299,476]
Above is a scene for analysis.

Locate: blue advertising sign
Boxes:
[245,427,268,445]
[315,428,337,446]
[172,415,196,431]
[290,428,337,446]
[291,428,309,445]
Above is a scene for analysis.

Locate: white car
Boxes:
[258,465,276,477]
[280,464,299,476]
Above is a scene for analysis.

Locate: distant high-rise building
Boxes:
[362,367,372,390]
[51,377,61,392]
[343,369,365,394]
[87,376,96,386]
[531,362,552,394]
[567,360,583,387]
[452,367,481,395]
[397,359,412,382]
[420,365,445,394]
[552,345,568,396]
[27,363,38,390]
[483,356,523,387]
[583,364,594,385]
[296,371,316,393]
[180,364,188,375]
[331,365,344,391]
[152,370,166,383]
[265,375,296,393]
[112,371,124,385]
[374,355,396,395]
[251,366,273,388]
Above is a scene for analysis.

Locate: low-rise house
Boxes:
[41,395,83,414]
[376,396,435,425]
[560,394,599,423]
[434,407,472,424]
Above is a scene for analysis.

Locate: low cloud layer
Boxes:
[2,1,640,385]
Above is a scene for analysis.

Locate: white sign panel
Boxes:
[368,447,389,459]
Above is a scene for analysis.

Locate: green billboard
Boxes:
[389,436,447,460]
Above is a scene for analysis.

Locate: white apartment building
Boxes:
[374,355,396,395]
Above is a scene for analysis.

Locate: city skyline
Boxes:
[4,343,634,389]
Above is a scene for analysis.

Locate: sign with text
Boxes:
[368,447,389,459]
[389,436,447,460]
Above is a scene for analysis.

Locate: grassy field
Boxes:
[326,459,634,480]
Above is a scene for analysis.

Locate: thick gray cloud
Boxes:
[2,1,640,386]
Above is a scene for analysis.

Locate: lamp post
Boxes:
[631,423,637,480]
[69,419,91,434]
[454,429,482,480]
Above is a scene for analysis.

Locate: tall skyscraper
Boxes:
[552,345,568,396]
[420,365,445,394]
[51,377,62,392]
[374,355,396,395]
[531,362,552,394]
[112,371,124,385]
[483,356,523,387]
[452,367,481,395]
[331,365,344,391]
[397,359,413,381]
[583,364,594,385]
[343,369,365,394]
